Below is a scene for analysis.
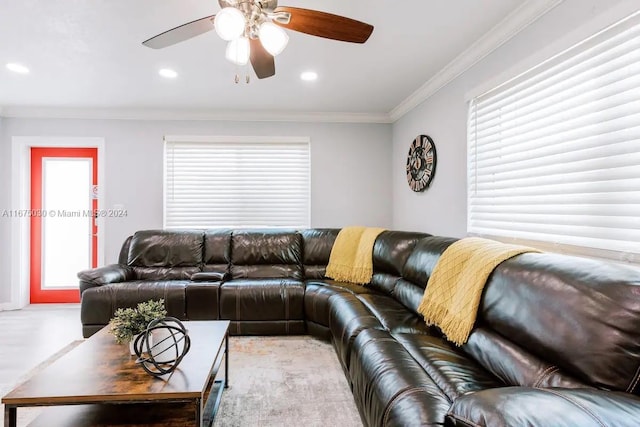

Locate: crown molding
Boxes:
[0,0,562,125]
[0,106,392,124]
[389,0,564,122]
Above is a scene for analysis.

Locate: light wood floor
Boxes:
[0,304,82,397]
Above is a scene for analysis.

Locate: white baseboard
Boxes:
[0,302,20,311]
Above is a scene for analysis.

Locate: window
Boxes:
[164,136,310,229]
[468,12,640,262]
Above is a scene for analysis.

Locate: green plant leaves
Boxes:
[109,299,167,344]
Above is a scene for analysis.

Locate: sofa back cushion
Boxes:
[463,328,588,389]
[478,252,640,394]
[230,230,303,279]
[402,236,458,287]
[300,228,339,279]
[373,231,432,277]
[369,231,431,294]
[127,230,204,280]
[396,236,457,314]
[203,229,232,274]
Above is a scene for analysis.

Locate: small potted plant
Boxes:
[109,299,167,354]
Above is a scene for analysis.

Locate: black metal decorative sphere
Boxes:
[133,317,191,377]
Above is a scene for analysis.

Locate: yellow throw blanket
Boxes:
[417,237,539,346]
[325,226,386,284]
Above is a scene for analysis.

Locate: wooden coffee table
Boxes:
[2,320,230,427]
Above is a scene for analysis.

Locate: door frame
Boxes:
[8,137,106,310]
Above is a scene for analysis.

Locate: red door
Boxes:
[30,147,98,303]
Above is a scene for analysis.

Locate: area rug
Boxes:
[214,336,363,427]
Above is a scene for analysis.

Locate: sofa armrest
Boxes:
[446,387,640,427]
[190,271,228,282]
[78,264,135,293]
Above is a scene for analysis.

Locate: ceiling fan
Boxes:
[142,0,374,79]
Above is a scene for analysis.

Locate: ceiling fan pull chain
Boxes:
[234,59,242,84]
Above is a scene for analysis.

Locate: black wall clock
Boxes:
[406,135,437,192]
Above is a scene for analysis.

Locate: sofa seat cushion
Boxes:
[357,293,433,335]
[304,279,379,327]
[368,272,402,296]
[80,281,188,326]
[304,283,346,327]
[219,279,305,321]
[132,266,200,281]
[446,387,640,427]
[307,279,379,295]
[329,293,384,371]
[350,328,451,427]
[394,333,502,401]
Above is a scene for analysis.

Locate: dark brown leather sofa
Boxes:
[79,228,640,426]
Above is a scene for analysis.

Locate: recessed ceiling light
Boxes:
[300,71,318,82]
[159,68,178,79]
[6,63,29,74]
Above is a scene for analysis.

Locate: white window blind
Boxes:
[468,11,640,260]
[164,136,310,229]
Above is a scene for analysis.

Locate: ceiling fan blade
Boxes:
[143,15,216,49]
[273,7,373,43]
[250,38,276,79]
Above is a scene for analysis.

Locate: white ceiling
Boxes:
[0,0,529,117]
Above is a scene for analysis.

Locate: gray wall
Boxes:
[391,0,639,236]
[0,118,392,303]
[4,0,637,305]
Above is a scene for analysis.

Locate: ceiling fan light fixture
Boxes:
[142,4,374,80]
[225,36,250,65]
[259,21,289,56]
[214,7,246,41]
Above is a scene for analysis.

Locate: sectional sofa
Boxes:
[78,229,640,426]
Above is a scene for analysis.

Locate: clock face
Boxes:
[406,135,437,192]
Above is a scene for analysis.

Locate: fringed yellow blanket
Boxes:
[417,237,539,346]
[325,226,386,284]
